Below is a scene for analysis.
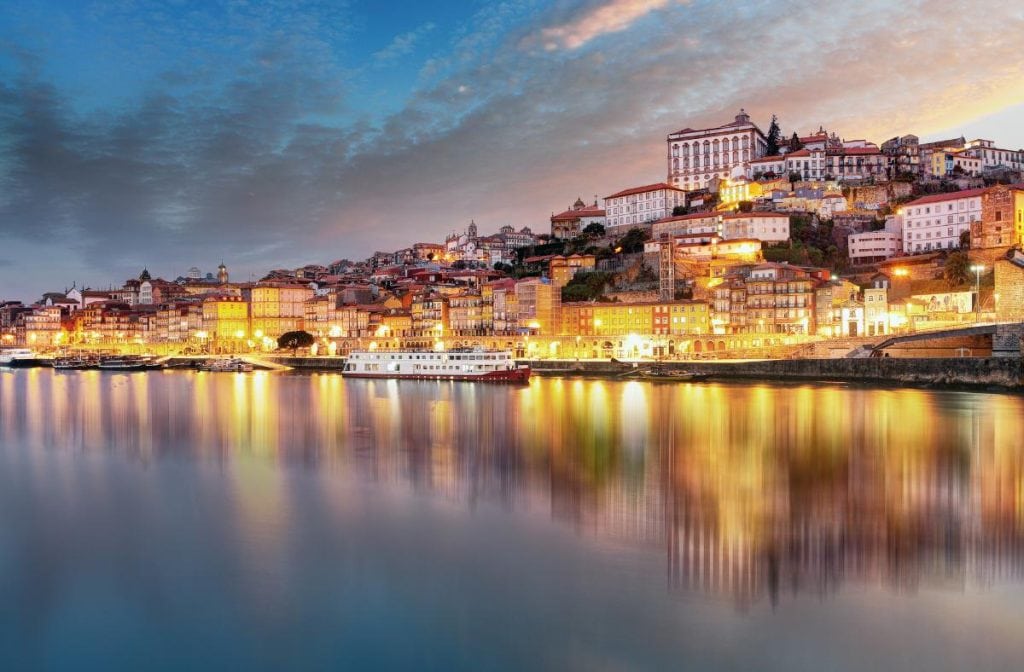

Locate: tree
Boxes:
[944,251,971,288]
[765,114,782,156]
[278,330,315,354]
[959,230,971,250]
[737,200,754,213]
[788,171,803,185]
[582,222,606,237]
[788,132,803,152]
[671,204,689,216]
[615,227,649,254]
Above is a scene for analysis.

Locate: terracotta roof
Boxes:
[749,156,784,163]
[902,187,988,208]
[551,204,606,220]
[721,212,789,219]
[604,182,684,199]
[785,148,812,157]
[653,211,720,224]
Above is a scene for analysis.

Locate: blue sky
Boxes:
[1,0,1023,299]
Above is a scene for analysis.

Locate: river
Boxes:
[1,369,1022,670]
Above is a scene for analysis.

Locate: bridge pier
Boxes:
[994,324,1024,358]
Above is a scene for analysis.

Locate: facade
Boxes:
[666,109,767,190]
[201,295,248,341]
[549,254,597,288]
[971,185,1024,250]
[881,135,920,176]
[515,278,560,335]
[848,230,902,264]
[550,198,606,239]
[962,139,1024,173]
[823,146,887,182]
[561,301,709,339]
[714,264,817,334]
[249,283,314,339]
[900,188,985,254]
[604,183,687,233]
[720,213,790,243]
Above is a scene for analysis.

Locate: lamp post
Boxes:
[970,264,984,321]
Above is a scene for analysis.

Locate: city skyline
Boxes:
[2,0,1024,299]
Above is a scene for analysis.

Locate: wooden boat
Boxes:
[52,356,98,370]
[98,356,164,371]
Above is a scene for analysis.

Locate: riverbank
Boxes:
[525,357,1024,389]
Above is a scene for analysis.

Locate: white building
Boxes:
[900,188,985,255]
[963,139,1024,172]
[651,212,721,240]
[720,213,790,243]
[667,109,767,191]
[603,183,686,234]
[848,231,902,264]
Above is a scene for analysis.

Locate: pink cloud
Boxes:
[540,0,675,50]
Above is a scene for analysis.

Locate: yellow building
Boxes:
[718,179,765,208]
[201,295,249,342]
[549,254,597,288]
[515,278,560,335]
[250,283,314,339]
[561,301,709,337]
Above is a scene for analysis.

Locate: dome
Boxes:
[139,268,151,281]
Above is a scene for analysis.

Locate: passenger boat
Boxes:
[198,358,254,373]
[0,349,41,367]
[343,349,530,382]
[98,355,164,371]
[52,356,99,370]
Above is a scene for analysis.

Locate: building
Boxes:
[962,139,1024,173]
[604,183,687,233]
[900,188,985,254]
[824,146,887,182]
[971,184,1024,251]
[715,263,817,334]
[848,230,902,264]
[249,283,314,339]
[720,213,790,243]
[549,254,597,288]
[881,135,920,177]
[515,278,560,335]
[201,295,248,342]
[666,109,767,190]
[651,212,721,240]
[550,198,606,239]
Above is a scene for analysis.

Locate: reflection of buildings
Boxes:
[5,372,1023,612]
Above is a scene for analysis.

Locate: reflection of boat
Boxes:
[98,356,164,371]
[0,349,38,366]
[343,349,530,382]
[199,358,254,372]
[52,356,98,370]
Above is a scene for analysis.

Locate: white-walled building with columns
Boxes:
[667,109,768,191]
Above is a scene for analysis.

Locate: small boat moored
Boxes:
[98,355,164,371]
[198,358,255,372]
[0,349,44,368]
[52,355,99,370]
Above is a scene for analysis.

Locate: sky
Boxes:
[1,0,1023,300]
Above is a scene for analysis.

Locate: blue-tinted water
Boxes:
[1,369,1022,670]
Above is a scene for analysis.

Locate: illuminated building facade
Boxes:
[901,188,984,254]
[666,109,767,190]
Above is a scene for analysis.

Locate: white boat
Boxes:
[0,349,38,366]
[199,358,254,373]
[343,349,530,382]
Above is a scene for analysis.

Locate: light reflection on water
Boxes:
[1,369,1023,670]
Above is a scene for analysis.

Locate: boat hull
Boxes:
[343,367,530,383]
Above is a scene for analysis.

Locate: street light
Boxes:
[970,264,984,320]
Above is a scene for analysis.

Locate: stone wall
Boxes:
[527,357,1024,388]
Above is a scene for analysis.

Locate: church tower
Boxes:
[217,262,229,284]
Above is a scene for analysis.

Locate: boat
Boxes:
[98,355,164,371]
[637,366,708,382]
[343,349,530,382]
[0,349,42,367]
[198,358,254,373]
[52,356,98,370]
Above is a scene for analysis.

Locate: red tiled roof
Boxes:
[830,147,881,156]
[785,148,812,157]
[653,211,720,224]
[604,182,684,199]
[721,212,789,219]
[749,155,783,163]
[551,204,606,220]
[902,187,988,208]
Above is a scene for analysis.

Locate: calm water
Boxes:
[1,369,1023,671]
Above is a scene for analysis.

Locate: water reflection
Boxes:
[2,369,1021,615]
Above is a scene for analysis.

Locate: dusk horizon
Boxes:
[2,0,1023,299]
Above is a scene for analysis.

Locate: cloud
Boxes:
[537,0,674,51]
[373,23,435,63]
[0,0,1023,301]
